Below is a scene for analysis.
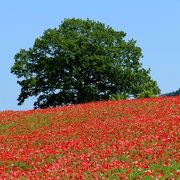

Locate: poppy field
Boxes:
[0,96,179,179]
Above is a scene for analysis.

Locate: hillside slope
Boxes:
[0,97,179,179]
[161,88,180,97]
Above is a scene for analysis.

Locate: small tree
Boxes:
[11,18,160,108]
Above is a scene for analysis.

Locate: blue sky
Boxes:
[1,0,180,110]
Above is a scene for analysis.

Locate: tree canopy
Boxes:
[11,18,160,108]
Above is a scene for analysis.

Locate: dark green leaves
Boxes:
[11,18,160,108]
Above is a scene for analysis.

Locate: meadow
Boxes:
[0,96,179,179]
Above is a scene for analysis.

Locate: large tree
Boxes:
[11,18,160,108]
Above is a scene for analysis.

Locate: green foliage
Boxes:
[13,161,33,170]
[11,18,160,108]
[162,88,180,97]
[137,90,157,98]
[110,92,128,100]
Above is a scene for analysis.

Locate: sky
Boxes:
[1,0,180,110]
